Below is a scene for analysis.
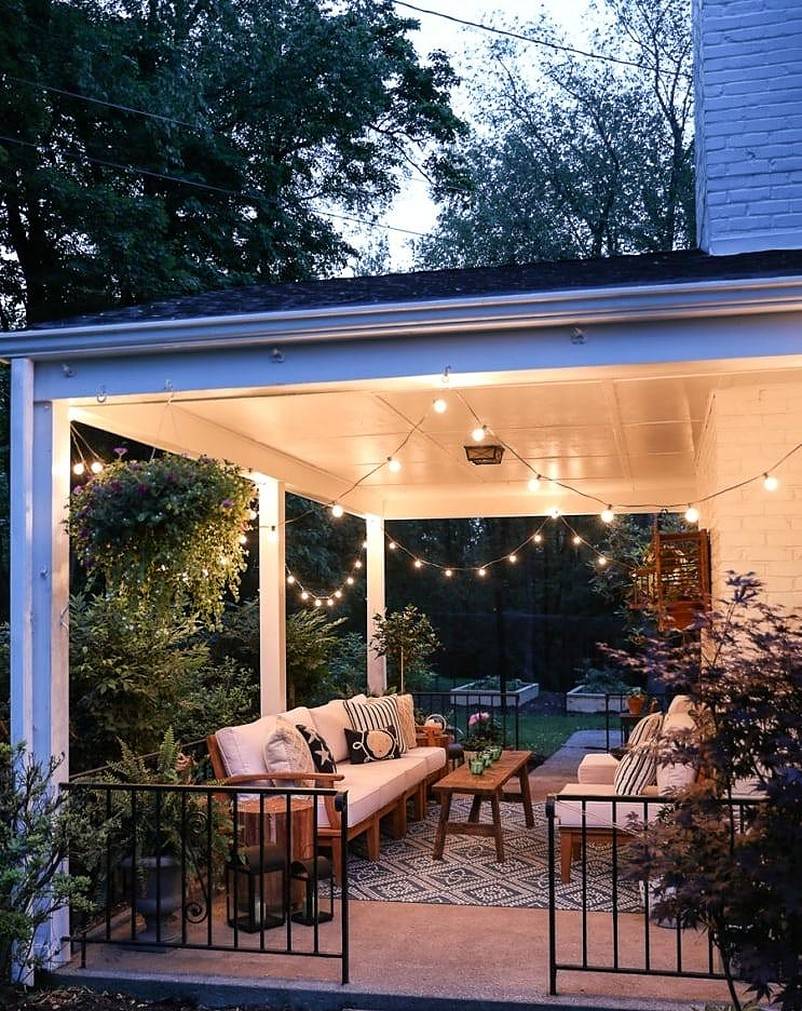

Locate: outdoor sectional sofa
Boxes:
[207,695,447,877]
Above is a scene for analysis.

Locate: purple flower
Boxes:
[221,498,233,509]
[468,712,491,728]
[113,446,128,458]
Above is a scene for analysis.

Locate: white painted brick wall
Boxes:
[694,0,802,254]
[696,382,802,609]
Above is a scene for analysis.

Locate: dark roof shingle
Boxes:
[35,247,802,329]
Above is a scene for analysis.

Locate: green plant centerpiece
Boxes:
[69,454,253,625]
[101,730,230,945]
[462,711,503,762]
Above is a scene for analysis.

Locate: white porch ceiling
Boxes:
[72,359,802,519]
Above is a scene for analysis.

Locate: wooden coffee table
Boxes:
[431,750,534,862]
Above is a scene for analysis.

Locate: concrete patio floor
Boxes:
[54,732,739,1010]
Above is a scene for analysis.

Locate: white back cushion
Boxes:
[216,705,313,777]
[309,697,364,763]
[667,694,693,715]
[657,711,697,793]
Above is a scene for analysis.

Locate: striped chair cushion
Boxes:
[343,696,407,754]
[628,711,663,748]
[614,741,658,795]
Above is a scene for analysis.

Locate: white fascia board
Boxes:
[5,273,802,360]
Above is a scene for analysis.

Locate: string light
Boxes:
[414,559,423,569]
[445,568,453,577]
[685,505,700,524]
[248,509,258,521]
[548,506,561,519]
[478,567,487,577]
[508,553,517,563]
[326,598,334,607]
[334,589,342,599]
[287,574,295,585]
[601,506,615,524]
[331,503,344,518]
[238,533,247,545]
[471,425,487,443]
[301,591,309,601]
[314,598,322,607]
[354,559,363,569]
[90,461,104,474]
[533,533,543,544]
[388,541,397,550]
[362,539,368,548]
[433,397,447,414]
[597,555,608,567]
[72,462,85,476]
[267,526,279,544]
[528,476,541,492]
[763,473,779,491]
[387,456,402,473]
[346,576,355,585]
[573,535,582,546]
[440,367,452,387]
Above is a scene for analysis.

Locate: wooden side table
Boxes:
[237,795,314,908]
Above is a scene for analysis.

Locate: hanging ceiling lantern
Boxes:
[631,528,711,631]
[464,444,505,465]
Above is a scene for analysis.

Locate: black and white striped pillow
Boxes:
[628,711,663,748]
[614,742,657,795]
[343,696,407,754]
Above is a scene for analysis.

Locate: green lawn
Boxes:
[518,713,608,757]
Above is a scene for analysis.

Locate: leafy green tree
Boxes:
[1,0,464,326]
[371,603,439,692]
[417,0,693,268]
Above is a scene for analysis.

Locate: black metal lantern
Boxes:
[290,856,334,926]
[225,844,286,933]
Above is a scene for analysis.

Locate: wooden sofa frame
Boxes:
[207,733,439,881]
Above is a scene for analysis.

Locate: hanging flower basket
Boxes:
[69,455,254,624]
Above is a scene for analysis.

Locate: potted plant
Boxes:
[462,711,502,763]
[627,687,647,715]
[103,730,229,945]
[370,604,440,693]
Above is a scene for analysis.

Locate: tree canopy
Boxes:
[1,0,464,326]
[416,0,694,269]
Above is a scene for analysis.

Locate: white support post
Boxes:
[9,359,71,972]
[258,478,287,715]
[365,514,387,696]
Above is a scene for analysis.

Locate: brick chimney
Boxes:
[694,0,802,255]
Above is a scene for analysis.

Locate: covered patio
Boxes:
[7,248,802,1006]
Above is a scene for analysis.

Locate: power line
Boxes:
[0,133,427,238]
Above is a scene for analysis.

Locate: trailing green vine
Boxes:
[69,454,254,624]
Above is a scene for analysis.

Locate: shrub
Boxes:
[616,575,802,1011]
[0,744,96,983]
[370,604,439,693]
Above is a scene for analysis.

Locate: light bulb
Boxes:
[471,425,487,443]
[238,534,247,545]
[90,461,103,474]
[414,559,423,569]
[287,574,295,585]
[301,590,309,601]
[548,506,560,519]
[763,473,779,492]
[597,555,608,567]
[388,541,397,550]
[445,568,453,578]
[248,509,258,521]
[362,539,368,549]
[314,598,322,607]
[354,559,362,569]
[331,503,344,518]
[527,476,541,493]
[508,554,517,563]
[533,533,543,544]
[440,368,451,387]
[573,535,581,546]
[387,456,402,473]
[433,397,447,414]
[72,462,85,476]
[326,598,334,607]
[685,505,700,524]
[346,576,355,586]
[478,567,487,577]
[601,507,615,524]
[334,589,342,599]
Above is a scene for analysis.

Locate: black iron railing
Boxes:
[412,689,522,749]
[545,792,764,995]
[61,781,349,984]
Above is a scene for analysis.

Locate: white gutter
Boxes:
[2,273,802,360]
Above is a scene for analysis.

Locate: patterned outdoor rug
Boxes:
[340,799,643,911]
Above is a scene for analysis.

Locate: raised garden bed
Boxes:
[566,685,629,714]
[450,678,540,707]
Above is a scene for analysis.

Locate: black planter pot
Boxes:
[120,855,182,948]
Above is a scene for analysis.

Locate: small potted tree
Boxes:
[370,604,439,694]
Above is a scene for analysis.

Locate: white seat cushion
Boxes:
[216,706,314,777]
[577,753,619,785]
[318,757,407,827]
[555,783,665,831]
[413,745,447,776]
